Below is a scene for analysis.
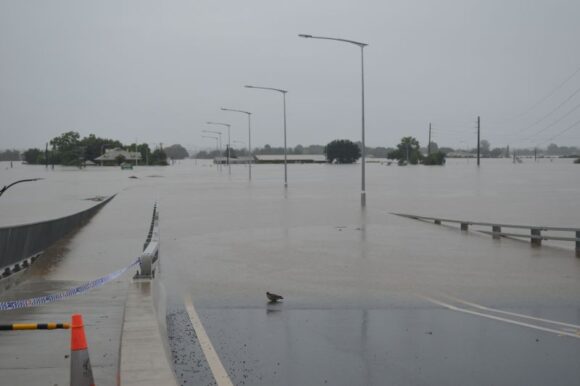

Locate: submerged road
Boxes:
[1,159,580,385]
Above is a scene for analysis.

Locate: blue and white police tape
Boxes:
[0,257,140,311]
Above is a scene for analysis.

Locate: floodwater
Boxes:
[1,158,580,385]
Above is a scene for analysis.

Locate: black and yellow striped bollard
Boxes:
[0,322,70,330]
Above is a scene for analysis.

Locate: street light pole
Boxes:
[244,85,288,188]
[299,33,368,207]
[221,108,253,181]
[202,129,223,172]
[207,122,232,175]
[202,135,220,171]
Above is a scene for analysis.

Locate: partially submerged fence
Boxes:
[0,195,115,279]
[392,212,580,257]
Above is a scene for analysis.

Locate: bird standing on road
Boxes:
[266,292,283,303]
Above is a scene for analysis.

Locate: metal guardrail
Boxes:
[392,212,580,257]
[0,195,116,280]
[134,203,159,279]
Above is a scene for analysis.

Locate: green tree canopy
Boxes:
[324,139,361,164]
[387,136,423,165]
[50,131,81,165]
[81,134,122,162]
[0,149,21,161]
[150,148,168,165]
[422,151,447,165]
[164,144,189,159]
[23,148,43,164]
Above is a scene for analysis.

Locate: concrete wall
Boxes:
[0,195,115,275]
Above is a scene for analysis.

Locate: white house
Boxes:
[95,148,142,166]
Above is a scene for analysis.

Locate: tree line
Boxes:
[20,131,170,166]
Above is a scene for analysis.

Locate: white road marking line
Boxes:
[420,295,580,339]
[440,293,580,330]
[184,295,234,386]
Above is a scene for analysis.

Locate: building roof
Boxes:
[254,154,326,162]
[94,148,142,161]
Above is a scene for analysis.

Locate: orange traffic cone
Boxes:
[70,314,95,386]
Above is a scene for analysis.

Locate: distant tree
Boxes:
[136,143,151,164]
[427,141,439,154]
[50,131,82,165]
[150,148,168,166]
[546,143,579,156]
[23,148,43,164]
[262,144,272,154]
[439,147,455,154]
[489,147,504,158]
[368,146,390,158]
[256,144,285,155]
[0,149,21,161]
[80,134,123,162]
[195,150,210,159]
[324,139,361,164]
[233,148,248,157]
[422,150,447,165]
[480,139,491,156]
[294,144,304,155]
[388,137,423,165]
[224,147,237,158]
[164,144,189,159]
[305,144,324,154]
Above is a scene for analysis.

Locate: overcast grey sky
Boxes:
[1,0,580,151]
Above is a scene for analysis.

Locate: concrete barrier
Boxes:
[0,195,115,279]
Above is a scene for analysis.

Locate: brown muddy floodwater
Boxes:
[1,158,580,385]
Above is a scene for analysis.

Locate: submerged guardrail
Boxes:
[0,195,116,280]
[392,212,580,257]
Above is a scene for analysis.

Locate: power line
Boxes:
[538,117,580,145]
[516,83,580,133]
[493,61,580,124]
[522,99,580,141]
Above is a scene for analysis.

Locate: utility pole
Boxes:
[428,122,432,156]
[477,116,481,167]
[534,147,537,162]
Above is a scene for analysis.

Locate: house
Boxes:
[253,154,326,164]
[214,156,254,165]
[95,148,142,166]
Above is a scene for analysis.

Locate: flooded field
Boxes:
[1,158,580,385]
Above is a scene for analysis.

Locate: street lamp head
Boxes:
[222,107,252,115]
[244,85,254,89]
[298,34,312,38]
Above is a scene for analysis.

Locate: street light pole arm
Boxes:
[298,34,368,47]
[206,121,231,129]
[221,107,251,116]
[244,85,287,94]
[0,178,44,198]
